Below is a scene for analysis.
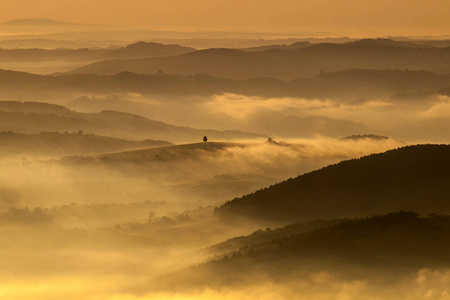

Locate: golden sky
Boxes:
[1,0,449,36]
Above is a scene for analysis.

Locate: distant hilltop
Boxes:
[0,18,88,27]
[339,134,390,141]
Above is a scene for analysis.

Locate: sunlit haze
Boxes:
[1,0,450,299]
[0,0,449,35]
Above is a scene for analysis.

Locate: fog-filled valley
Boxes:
[1,15,450,299]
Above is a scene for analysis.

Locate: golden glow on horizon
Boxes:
[0,0,449,36]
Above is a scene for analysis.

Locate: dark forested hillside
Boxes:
[215,145,450,224]
[155,212,450,290]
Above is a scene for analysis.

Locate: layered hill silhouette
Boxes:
[0,101,265,142]
[63,142,247,165]
[205,218,343,258]
[215,145,450,224]
[0,18,95,34]
[0,98,371,139]
[69,39,450,79]
[155,212,450,290]
[1,68,448,101]
[241,41,313,52]
[0,38,108,50]
[0,131,171,156]
[103,42,195,60]
[0,41,195,62]
[246,115,371,138]
[0,18,83,27]
[339,134,390,141]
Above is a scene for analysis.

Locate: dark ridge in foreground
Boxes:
[215,144,450,224]
[154,212,450,290]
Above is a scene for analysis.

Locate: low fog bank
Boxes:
[1,211,449,300]
[2,72,449,142]
[0,103,265,144]
[1,36,450,300]
[0,131,171,157]
[65,92,450,143]
[0,203,254,300]
[143,213,450,299]
[128,269,450,300]
[0,138,407,299]
[2,269,450,300]
[3,269,449,300]
[0,137,403,211]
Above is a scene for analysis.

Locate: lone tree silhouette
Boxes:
[203,136,208,143]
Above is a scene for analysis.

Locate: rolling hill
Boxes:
[241,41,313,52]
[0,101,265,142]
[62,142,249,167]
[214,144,450,224]
[0,38,112,50]
[0,18,95,34]
[155,212,450,290]
[0,131,171,156]
[102,41,195,60]
[339,134,390,141]
[248,115,371,138]
[0,18,82,27]
[69,39,450,79]
[0,68,448,102]
[0,41,195,62]
[60,142,281,205]
[0,98,372,139]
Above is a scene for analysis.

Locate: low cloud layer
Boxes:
[65,92,450,142]
[2,269,449,300]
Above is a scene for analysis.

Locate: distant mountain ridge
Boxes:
[0,18,83,26]
[241,41,313,52]
[69,39,450,79]
[102,41,196,59]
[1,68,448,102]
[0,41,195,62]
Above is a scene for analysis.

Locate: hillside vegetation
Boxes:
[215,145,450,224]
[156,212,450,290]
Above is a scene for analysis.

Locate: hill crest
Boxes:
[215,144,450,224]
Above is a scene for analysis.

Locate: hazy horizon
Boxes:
[0,0,450,37]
